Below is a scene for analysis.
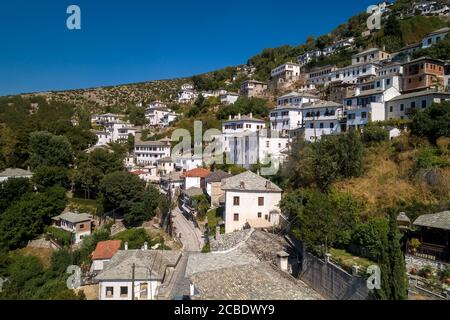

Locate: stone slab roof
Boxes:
[52,211,92,224]
[0,168,32,177]
[413,211,450,231]
[95,250,181,281]
[221,171,282,192]
[205,170,232,183]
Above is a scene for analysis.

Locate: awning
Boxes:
[246,218,273,229]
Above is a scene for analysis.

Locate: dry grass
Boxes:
[16,247,55,268]
[333,142,442,215]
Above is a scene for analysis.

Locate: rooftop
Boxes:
[161,171,183,182]
[302,100,342,110]
[0,168,33,178]
[91,240,122,260]
[221,170,282,192]
[52,211,93,224]
[183,168,211,178]
[414,211,450,231]
[95,250,182,281]
[205,170,233,183]
[388,90,450,101]
[352,47,385,57]
[183,187,204,198]
[425,27,450,37]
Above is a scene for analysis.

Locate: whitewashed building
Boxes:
[228,130,290,168]
[134,140,171,166]
[178,83,198,103]
[219,92,240,105]
[330,63,379,84]
[302,101,344,142]
[221,113,266,153]
[221,171,282,234]
[93,130,112,146]
[96,250,182,300]
[422,27,450,49]
[104,121,137,143]
[308,65,338,86]
[145,102,174,127]
[385,90,450,120]
[91,113,121,126]
[0,168,33,183]
[51,211,93,244]
[298,49,323,66]
[323,37,355,56]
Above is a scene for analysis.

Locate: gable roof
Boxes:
[52,211,93,224]
[205,170,233,183]
[184,187,204,198]
[0,168,33,178]
[221,171,282,192]
[95,250,182,281]
[92,240,122,260]
[413,211,450,231]
[183,168,211,178]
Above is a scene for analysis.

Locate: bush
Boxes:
[361,123,388,145]
[113,228,152,250]
[46,226,73,247]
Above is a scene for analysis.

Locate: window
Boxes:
[258,197,264,206]
[265,214,269,221]
[106,287,114,298]
[386,78,391,86]
[233,213,239,221]
[309,123,314,129]
[361,112,367,119]
[120,286,128,297]
[319,123,324,129]
[140,283,148,299]
[233,197,240,206]
[258,212,262,218]
[400,104,404,111]
[389,106,393,112]
[266,141,270,148]
[411,101,416,109]
[330,122,334,128]
[79,224,84,229]
[421,100,427,108]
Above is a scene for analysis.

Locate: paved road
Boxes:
[171,207,203,252]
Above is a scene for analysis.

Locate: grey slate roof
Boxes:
[205,170,232,183]
[183,187,204,197]
[388,90,450,101]
[302,100,342,110]
[413,211,450,231]
[95,250,182,281]
[0,168,32,178]
[161,171,183,182]
[221,171,282,192]
[52,211,93,224]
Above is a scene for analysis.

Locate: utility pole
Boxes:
[131,263,135,300]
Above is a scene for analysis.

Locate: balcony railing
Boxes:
[407,243,450,262]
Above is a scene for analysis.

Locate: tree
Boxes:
[64,126,97,152]
[113,228,152,250]
[28,131,74,169]
[372,210,408,300]
[0,187,67,250]
[361,123,389,144]
[32,166,70,191]
[410,101,450,144]
[124,186,165,227]
[0,177,33,214]
[99,171,145,214]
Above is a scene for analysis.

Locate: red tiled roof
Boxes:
[131,170,147,175]
[183,168,211,178]
[91,240,122,260]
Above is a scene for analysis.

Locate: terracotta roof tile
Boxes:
[91,240,122,260]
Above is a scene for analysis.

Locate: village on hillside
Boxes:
[1,0,450,301]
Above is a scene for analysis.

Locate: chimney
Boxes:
[249,112,253,118]
[229,115,232,120]
[228,169,231,175]
[143,242,148,250]
[239,181,245,189]
[352,264,360,276]
[238,113,241,120]
[277,251,289,272]
[124,242,128,250]
[265,181,271,189]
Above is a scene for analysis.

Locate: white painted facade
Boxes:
[94,131,112,146]
[91,113,120,125]
[302,101,344,142]
[422,27,450,48]
[178,84,198,103]
[219,93,239,105]
[134,141,171,166]
[330,63,379,84]
[298,49,323,66]
[221,114,266,153]
[104,121,137,143]
[174,156,203,172]
[223,189,282,234]
[99,280,159,300]
[351,48,390,65]
[308,65,337,86]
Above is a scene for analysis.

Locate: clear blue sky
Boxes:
[0,0,376,96]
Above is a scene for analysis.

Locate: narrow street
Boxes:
[171,206,204,252]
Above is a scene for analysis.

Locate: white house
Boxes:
[134,140,171,166]
[104,121,137,143]
[385,90,450,120]
[343,73,402,129]
[298,49,323,66]
[90,240,122,272]
[160,171,184,197]
[270,62,301,89]
[161,112,177,127]
[228,130,290,169]
[156,157,175,176]
[422,27,450,49]
[330,63,379,84]
[93,130,112,146]
[130,168,158,184]
[96,249,182,300]
[307,65,338,86]
[221,113,266,153]
[91,113,120,126]
[351,48,391,65]
[51,211,93,244]
[0,168,33,183]
[145,102,174,127]
[183,168,211,190]
[302,101,344,142]
[221,171,282,234]
[219,92,240,105]
[323,37,355,56]
[178,83,198,103]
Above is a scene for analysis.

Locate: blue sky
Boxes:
[0,0,376,96]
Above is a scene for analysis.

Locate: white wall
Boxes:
[185,177,201,190]
[224,190,281,233]
[99,280,160,300]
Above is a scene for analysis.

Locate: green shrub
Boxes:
[46,226,73,247]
